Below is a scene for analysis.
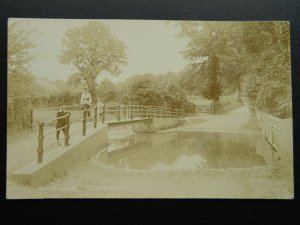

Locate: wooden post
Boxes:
[126,105,129,120]
[30,108,33,130]
[102,105,106,123]
[146,106,149,118]
[141,106,144,118]
[140,106,142,119]
[94,106,97,128]
[118,105,121,122]
[149,106,152,118]
[130,105,133,120]
[83,109,87,136]
[37,122,44,163]
[64,114,70,146]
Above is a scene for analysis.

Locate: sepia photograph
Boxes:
[6,18,293,199]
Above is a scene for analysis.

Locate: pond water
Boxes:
[99,131,271,171]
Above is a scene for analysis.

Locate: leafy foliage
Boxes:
[60,21,127,102]
[96,79,118,102]
[8,20,37,98]
[176,21,292,118]
[240,22,291,118]
[125,74,193,112]
[200,55,222,101]
[7,20,38,130]
[129,76,162,106]
[47,91,78,107]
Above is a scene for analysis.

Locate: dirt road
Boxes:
[170,105,256,133]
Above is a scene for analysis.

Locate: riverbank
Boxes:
[7,155,293,198]
[6,106,294,199]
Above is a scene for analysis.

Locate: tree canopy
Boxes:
[60,21,127,102]
[96,79,118,102]
[122,73,193,112]
[8,20,39,129]
[8,20,38,98]
[176,21,291,118]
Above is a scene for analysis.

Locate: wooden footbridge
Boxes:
[30,104,184,164]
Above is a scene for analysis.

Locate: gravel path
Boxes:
[168,105,256,133]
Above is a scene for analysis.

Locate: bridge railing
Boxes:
[36,109,89,163]
[33,104,183,164]
[30,105,83,130]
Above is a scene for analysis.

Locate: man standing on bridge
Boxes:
[56,102,71,146]
[80,87,92,118]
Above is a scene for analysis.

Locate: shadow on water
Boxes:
[99,131,273,171]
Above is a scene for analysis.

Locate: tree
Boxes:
[96,79,119,102]
[8,20,38,130]
[96,79,116,96]
[125,73,189,110]
[201,55,222,101]
[8,20,37,98]
[177,21,244,96]
[129,76,162,106]
[240,22,291,117]
[163,83,187,109]
[60,21,127,102]
[176,21,291,117]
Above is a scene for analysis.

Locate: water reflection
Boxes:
[99,131,272,171]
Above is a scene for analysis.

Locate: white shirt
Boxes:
[97,101,104,113]
[80,91,92,105]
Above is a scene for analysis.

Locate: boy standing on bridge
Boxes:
[80,87,92,118]
[56,102,71,146]
[97,98,104,119]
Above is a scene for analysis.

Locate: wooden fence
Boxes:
[255,111,293,162]
[195,104,214,113]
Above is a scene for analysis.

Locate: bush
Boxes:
[7,97,32,130]
[256,81,292,118]
[182,101,196,113]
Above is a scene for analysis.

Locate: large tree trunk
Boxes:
[86,77,97,104]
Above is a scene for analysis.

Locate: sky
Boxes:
[12,19,188,83]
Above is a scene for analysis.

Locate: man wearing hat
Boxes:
[56,102,71,145]
[80,87,92,118]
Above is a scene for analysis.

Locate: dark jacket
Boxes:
[56,111,71,128]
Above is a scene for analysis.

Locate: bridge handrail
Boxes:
[33,105,82,111]
[34,104,184,164]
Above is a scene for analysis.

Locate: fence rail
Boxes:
[195,104,214,113]
[256,112,280,152]
[33,104,184,164]
[240,96,280,153]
